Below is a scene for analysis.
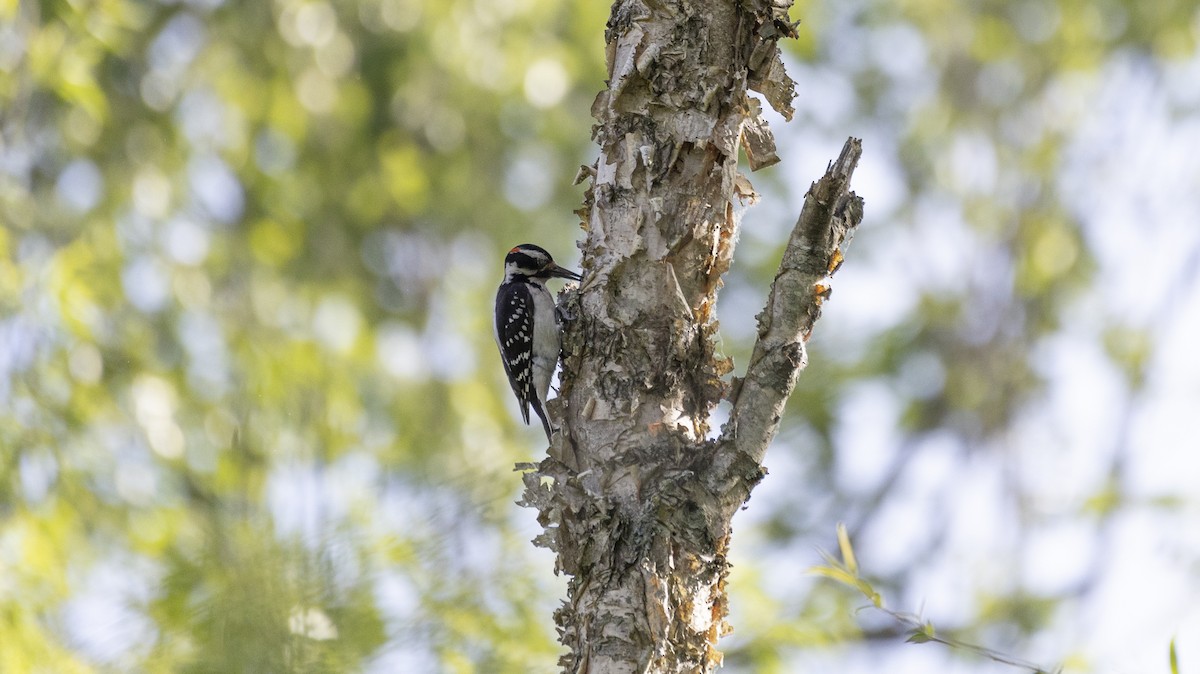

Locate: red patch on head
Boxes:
[509,246,521,254]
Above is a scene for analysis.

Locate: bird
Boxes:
[494,243,582,440]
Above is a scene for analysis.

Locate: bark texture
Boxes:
[518,2,864,672]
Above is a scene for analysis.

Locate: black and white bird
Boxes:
[494,244,581,440]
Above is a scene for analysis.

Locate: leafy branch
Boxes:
[810,524,1062,674]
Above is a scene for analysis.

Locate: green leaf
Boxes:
[807,564,861,590]
[906,630,933,644]
[837,522,858,575]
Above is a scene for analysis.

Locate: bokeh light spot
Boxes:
[524,58,569,109]
[68,343,103,384]
[56,159,103,213]
[132,168,172,218]
[313,294,362,353]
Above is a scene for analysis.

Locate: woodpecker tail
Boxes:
[530,398,553,442]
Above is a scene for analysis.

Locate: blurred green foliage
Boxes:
[2,0,1198,671]
[3,0,601,670]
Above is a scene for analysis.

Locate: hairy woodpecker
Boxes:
[494,244,581,440]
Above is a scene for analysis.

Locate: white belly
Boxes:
[530,284,560,405]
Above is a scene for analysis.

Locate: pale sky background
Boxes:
[717,40,1200,674]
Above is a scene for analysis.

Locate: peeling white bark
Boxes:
[519,2,863,672]
[710,139,864,509]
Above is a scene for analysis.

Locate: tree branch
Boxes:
[708,137,864,502]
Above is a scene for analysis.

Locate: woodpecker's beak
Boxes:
[545,263,582,281]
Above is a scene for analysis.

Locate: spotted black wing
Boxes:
[495,282,536,426]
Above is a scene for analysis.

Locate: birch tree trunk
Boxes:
[519,1,864,671]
